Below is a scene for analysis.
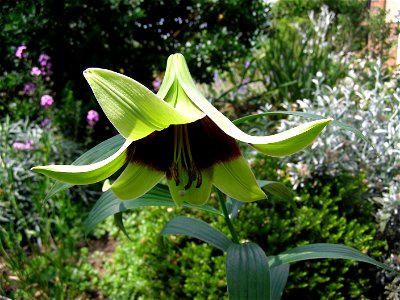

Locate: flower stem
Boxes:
[216,189,239,244]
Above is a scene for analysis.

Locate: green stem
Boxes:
[217,189,239,244]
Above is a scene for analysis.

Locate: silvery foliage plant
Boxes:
[269,58,399,297]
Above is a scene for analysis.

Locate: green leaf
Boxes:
[270,264,289,300]
[159,216,232,252]
[114,212,132,241]
[226,197,244,221]
[84,185,222,234]
[233,111,374,150]
[257,180,293,202]
[226,242,271,300]
[268,243,393,272]
[44,134,125,201]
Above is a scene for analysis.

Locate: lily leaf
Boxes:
[84,185,222,235]
[159,216,232,252]
[268,243,394,272]
[114,212,132,241]
[226,242,271,300]
[270,264,290,300]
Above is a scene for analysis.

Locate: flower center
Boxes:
[169,125,202,190]
[126,117,242,188]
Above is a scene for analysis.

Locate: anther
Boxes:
[169,163,180,186]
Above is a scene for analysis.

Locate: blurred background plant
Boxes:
[1,0,399,298]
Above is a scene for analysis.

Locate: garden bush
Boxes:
[272,57,400,297]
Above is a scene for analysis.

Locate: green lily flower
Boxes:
[32,54,331,205]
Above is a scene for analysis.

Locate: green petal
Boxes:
[83,68,202,141]
[171,53,332,151]
[111,163,164,200]
[167,170,213,206]
[31,140,131,184]
[211,156,266,202]
[251,118,332,156]
[158,55,206,120]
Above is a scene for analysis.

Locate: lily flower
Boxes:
[32,54,331,205]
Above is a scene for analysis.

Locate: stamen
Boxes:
[169,162,180,186]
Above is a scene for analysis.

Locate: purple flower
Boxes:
[213,70,223,87]
[12,140,33,151]
[22,82,36,96]
[40,95,53,109]
[31,67,41,76]
[15,46,28,59]
[40,118,51,128]
[87,110,99,127]
[152,78,161,92]
[38,53,50,66]
[238,78,249,94]
[244,61,250,69]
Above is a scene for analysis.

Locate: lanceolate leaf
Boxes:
[226,243,271,300]
[84,185,222,234]
[268,243,393,272]
[233,111,373,149]
[159,216,232,252]
[44,134,125,201]
[270,264,290,300]
[114,212,132,241]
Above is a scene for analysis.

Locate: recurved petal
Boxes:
[84,68,203,141]
[251,118,332,156]
[211,156,266,202]
[172,53,332,152]
[111,163,164,200]
[167,170,213,206]
[31,139,132,185]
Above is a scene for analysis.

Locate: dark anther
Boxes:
[169,163,180,186]
[195,172,202,188]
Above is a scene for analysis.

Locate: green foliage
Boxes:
[273,0,368,50]
[90,158,385,298]
[94,207,227,299]
[0,116,100,298]
[249,157,386,299]
[0,224,99,299]
[0,0,271,108]
[255,6,350,105]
